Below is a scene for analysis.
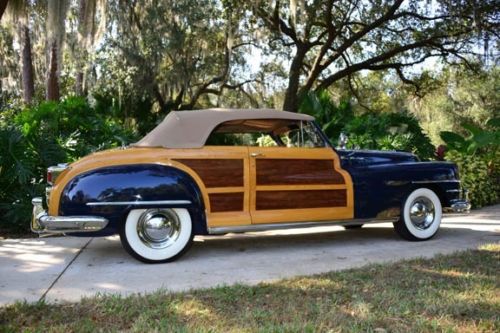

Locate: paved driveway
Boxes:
[1,205,498,305]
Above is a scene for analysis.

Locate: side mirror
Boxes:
[338,132,348,149]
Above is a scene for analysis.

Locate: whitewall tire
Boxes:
[120,208,193,263]
[393,188,442,241]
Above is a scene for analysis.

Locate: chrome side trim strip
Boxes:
[208,218,397,235]
[86,200,192,206]
[446,189,461,193]
[412,180,460,184]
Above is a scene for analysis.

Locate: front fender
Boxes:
[346,161,460,219]
[59,164,207,236]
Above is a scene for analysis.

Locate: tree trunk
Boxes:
[46,40,60,101]
[0,0,8,21]
[282,45,307,112]
[75,0,95,96]
[75,71,84,96]
[21,24,35,104]
[46,0,67,101]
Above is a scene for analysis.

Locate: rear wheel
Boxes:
[120,208,193,263]
[394,188,442,241]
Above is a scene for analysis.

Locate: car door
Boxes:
[248,122,354,224]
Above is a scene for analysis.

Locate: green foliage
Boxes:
[15,97,137,160]
[441,118,500,207]
[0,125,43,233]
[412,65,500,146]
[440,119,500,154]
[445,151,499,208]
[343,112,435,159]
[299,91,435,159]
[0,97,138,234]
[442,120,500,208]
[299,90,354,140]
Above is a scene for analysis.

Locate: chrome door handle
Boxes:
[250,152,263,157]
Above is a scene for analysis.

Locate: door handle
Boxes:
[250,152,264,158]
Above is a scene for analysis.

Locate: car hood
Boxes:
[337,149,419,166]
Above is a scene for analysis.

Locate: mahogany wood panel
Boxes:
[209,193,244,212]
[256,159,345,185]
[256,190,347,210]
[175,159,243,187]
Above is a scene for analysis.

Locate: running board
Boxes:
[207,218,397,235]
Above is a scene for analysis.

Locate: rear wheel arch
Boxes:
[163,163,209,235]
[59,163,209,235]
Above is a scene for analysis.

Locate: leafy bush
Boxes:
[442,119,500,208]
[15,97,137,161]
[299,90,354,140]
[445,151,499,208]
[299,91,435,159]
[0,97,138,235]
[0,125,44,234]
[440,119,500,155]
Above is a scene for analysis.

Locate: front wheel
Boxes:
[120,208,194,263]
[393,188,442,241]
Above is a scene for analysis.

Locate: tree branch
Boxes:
[316,29,473,90]
[308,0,406,88]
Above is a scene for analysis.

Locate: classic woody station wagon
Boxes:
[32,109,470,263]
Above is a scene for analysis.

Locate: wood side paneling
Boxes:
[256,190,347,210]
[175,159,243,187]
[209,193,244,212]
[256,159,345,185]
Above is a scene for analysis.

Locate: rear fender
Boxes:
[58,164,207,236]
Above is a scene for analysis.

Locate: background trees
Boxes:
[1,0,497,113]
[244,0,498,112]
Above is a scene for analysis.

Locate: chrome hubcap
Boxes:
[137,209,180,249]
[409,196,435,230]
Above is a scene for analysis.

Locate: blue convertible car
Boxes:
[32,109,470,263]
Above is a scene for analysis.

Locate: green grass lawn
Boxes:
[1,244,498,333]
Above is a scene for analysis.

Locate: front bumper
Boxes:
[31,197,109,234]
[444,188,471,214]
[446,199,472,213]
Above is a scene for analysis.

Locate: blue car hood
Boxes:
[337,149,419,166]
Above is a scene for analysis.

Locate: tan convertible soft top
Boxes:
[133,108,314,148]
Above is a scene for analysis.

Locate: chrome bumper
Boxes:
[446,199,471,214]
[443,186,471,214]
[31,197,109,234]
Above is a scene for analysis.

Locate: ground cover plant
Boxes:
[1,244,498,332]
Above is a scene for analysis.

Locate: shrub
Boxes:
[343,112,435,159]
[15,97,137,161]
[0,97,138,235]
[445,151,499,208]
[0,125,45,234]
[299,91,435,159]
[442,119,500,208]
